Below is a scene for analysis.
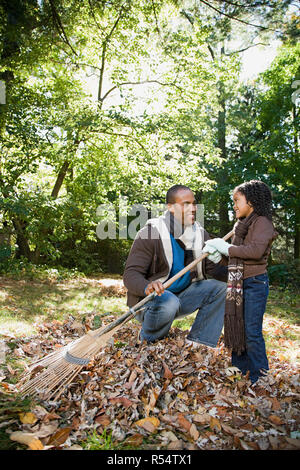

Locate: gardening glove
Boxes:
[202,244,222,264]
[204,238,233,257]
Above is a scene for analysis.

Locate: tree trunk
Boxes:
[216,80,231,235]
[12,218,32,261]
[292,105,299,260]
[51,160,71,198]
[294,205,300,260]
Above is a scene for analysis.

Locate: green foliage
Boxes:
[0,0,298,274]
[268,261,300,292]
[0,256,84,280]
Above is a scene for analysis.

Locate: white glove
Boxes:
[204,238,233,257]
[202,243,222,263]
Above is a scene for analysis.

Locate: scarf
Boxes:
[145,211,205,283]
[166,211,194,261]
[224,212,259,355]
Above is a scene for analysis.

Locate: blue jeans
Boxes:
[136,279,227,348]
[231,273,269,384]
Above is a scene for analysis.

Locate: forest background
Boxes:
[0,0,299,285]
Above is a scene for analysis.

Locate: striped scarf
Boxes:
[224,212,259,355]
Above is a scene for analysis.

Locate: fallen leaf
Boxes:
[19,412,38,425]
[285,437,300,449]
[162,361,173,379]
[35,422,60,439]
[123,433,144,447]
[47,427,72,447]
[135,416,160,433]
[221,423,243,437]
[268,415,284,426]
[270,397,281,411]
[95,414,111,426]
[269,435,280,449]
[189,423,199,440]
[193,412,210,425]
[210,417,221,432]
[167,440,184,450]
[160,430,178,442]
[10,431,44,450]
[109,396,134,408]
[177,413,191,432]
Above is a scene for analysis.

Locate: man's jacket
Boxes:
[123,213,228,307]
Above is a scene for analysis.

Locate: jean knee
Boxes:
[210,280,227,297]
[159,291,180,314]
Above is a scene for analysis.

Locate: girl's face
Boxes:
[233,191,254,219]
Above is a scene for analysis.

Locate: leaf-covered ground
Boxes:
[0,277,299,451]
[1,315,300,450]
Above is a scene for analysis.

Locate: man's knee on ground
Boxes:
[153,290,180,316]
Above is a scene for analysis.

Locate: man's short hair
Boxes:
[166,185,192,204]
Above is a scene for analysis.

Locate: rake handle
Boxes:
[93,228,234,338]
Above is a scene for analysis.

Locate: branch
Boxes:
[101,79,183,103]
[88,0,103,34]
[98,3,128,103]
[151,0,161,36]
[207,44,215,60]
[214,0,281,8]
[224,42,269,55]
[90,130,148,153]
[199,0,279,32]
[51,59,102,72]
[48,0,77,56]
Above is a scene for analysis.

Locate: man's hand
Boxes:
[145,280,165,296]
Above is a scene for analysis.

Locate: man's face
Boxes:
[168,189,197,226]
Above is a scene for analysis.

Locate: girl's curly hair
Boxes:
[233,180,273,220]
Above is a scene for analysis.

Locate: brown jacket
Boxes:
[123,224,228,307]
[228,216,277,279]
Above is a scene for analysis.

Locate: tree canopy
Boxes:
[0,0,299,273]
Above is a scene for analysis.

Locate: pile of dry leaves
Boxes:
[1,314,300,451]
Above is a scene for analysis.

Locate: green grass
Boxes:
[0,276,127,337]
[266,285,300,324]
[82,429,135,450]
[82,429,116,450]
[82,428,156,451]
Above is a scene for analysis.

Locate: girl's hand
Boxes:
[204,238,233,257]
[202,244,222,263]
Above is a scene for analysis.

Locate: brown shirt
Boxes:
[228,216,277,279]
[123,224,228,307]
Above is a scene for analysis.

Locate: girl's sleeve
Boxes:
[228,218,275,260]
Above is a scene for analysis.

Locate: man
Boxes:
[123,185,228,348]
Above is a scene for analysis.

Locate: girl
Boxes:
[204,180,277,384]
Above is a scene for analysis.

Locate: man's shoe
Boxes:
[185,339,202,349]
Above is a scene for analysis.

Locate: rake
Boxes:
[18,229,234,400]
